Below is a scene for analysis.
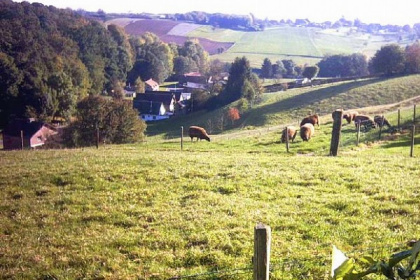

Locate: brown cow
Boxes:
[374,115,392,128]
[354,115,376,131]
[343,110,359,124]
[281,126,298,143]
[188,126,210,142]
[300,123,315,141]
[300,114,320,127]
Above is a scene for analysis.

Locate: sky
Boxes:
[13,0,420,26]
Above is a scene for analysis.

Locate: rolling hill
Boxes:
[108,18,416,67]
[1,77,419,279]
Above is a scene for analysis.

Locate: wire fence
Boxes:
[169,241,414,280]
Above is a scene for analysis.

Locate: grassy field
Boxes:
[187,25,412,67]
[111,18,415,68]
[0,116,419,280]
[1,75,419,279]
[147,75,420,139]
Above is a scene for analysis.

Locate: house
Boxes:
[2,118,57,150]
[133,93,177,121]
[180,72,209,91]
[134,100,168,121]
[145,79,159,91]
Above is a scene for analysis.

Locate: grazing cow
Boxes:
[300,123,315,141]
[343,110,359,124]
[281,126,298,143]
[354,115,376,131]
[374,115,392,128]
[188,126,210,142]
[300,114,320,127]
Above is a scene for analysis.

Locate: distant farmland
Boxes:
[121,19,234,55]
[110,18,416,67]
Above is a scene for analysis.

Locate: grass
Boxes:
[187,25,414,67]
[1,76,420,279]
[146,75,420,139]
[1,109,419,279]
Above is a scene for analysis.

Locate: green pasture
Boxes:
[2,75,420,279]
[147,75,420,140]
[1,111,419,279]
[188,25,413,68]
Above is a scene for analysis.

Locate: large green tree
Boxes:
[220,56,263,105]
[261,58,273,79]
[369,44,406,75]
[128,33,174,83]
[405,42,420,74]
[64,95,146,147]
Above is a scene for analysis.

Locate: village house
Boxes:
[133,93,177,121]
[2,118,57,150]
[145,78,160,91]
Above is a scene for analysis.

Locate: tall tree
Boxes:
[369,44,405,75]
[302,66,319,80]
[405,42,420,74]
[261,58,273,79]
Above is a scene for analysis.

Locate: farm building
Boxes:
[2,118,57,150]
[133,93,177,121]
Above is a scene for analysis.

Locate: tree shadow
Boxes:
[239,77,386,127]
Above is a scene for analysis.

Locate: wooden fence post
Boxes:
[398,109,401,132]
[254,223,271,280]
[181,126,184,151]
[285,126,289,153]
[20,130,24,150]
[410,125,415,157]
[378,115,384,140]
[330,109,343,156]
[96,127,99,149]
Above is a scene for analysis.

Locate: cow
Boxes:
[300,114,320,127]
[281,126,298,143]
[188,126,210,142]
[374,115,392,128]
[300,123,315,141]
[343,110,359,124]
[354,115,376,131]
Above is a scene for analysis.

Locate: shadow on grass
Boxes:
[239,77,384,127]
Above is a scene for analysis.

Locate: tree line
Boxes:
[259,42,420,81]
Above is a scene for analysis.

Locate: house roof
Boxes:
[3,118,56,138]
[133,100,163,115]
[134,93,175,105]
[145,78,159,87]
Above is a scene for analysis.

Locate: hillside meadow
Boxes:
[0,113,419,280]
[109,18,416,67]
[1,75,420,279]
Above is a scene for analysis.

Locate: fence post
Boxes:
[410,125,415,157]
[285,127,289,153]
[254,223,271,280]
[378,115,384,140]
[356,122,361,146]
[181,126,184,151]
[330,109,343,156]
[20,130,24,150]
[96,127,99,149]
[414,104,417,124]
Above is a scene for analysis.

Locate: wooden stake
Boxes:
[330,110,343,156]
[181,126,184,151]
[253,223,271,280]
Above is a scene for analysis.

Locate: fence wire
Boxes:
[170,241,415,280]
